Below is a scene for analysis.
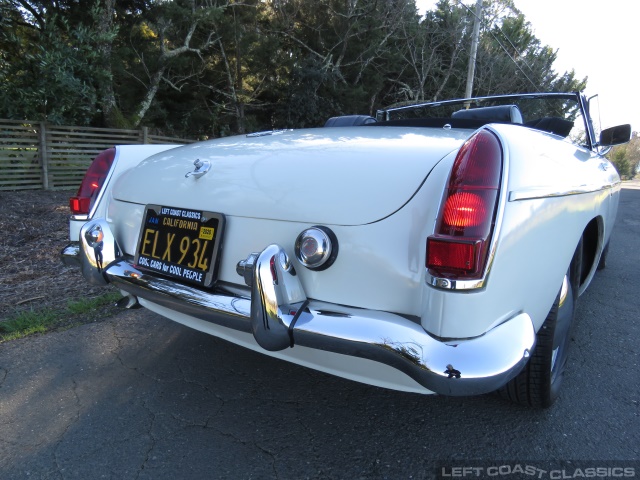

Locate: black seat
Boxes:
[524,117,574,138]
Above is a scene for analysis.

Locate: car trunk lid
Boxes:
[112,127,468,226]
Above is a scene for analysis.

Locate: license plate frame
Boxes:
[134,204,225,287]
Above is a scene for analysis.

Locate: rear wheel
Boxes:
[499,241,582,408]
[597,242,609,270]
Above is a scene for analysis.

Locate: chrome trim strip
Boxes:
[66,218,537,396]
[106,261,253,333]
[509,183,611,202]
[250,245,306,351]
[184,158,211,179]
[246,129,290,138]
[78,219,122,285]
[425,276,485,291]
[293,308,534,396]
[379,92,579,118]
[578,93,596,150]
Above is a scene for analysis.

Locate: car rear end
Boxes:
[62,126,536,396]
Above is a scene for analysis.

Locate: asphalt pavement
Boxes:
[1,183,639,479]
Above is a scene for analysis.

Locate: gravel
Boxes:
[0,189,117,323]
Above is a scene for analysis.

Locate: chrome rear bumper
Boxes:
[62,218,536,396]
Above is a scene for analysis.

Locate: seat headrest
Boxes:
[324,115,377,127]
[451,105,523,124]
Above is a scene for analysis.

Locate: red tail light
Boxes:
[427,130,503,279]
[70,148,116,215]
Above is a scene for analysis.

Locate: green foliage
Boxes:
[0,0,590,136]
[609,133,640,179]
[0,8,107,124]
[0,291,122,342]
[66,291,123,315]
[0,309,59,341]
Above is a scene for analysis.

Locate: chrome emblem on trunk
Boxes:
[185,159,211,178]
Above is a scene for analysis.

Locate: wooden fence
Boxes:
[0,119,194,191]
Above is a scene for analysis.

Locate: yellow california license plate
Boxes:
[134,205,225,287]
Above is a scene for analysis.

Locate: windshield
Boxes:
[376,93,590,147]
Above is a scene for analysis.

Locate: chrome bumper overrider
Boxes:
[61,218,536,396]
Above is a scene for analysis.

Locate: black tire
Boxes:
[597,242,609,270]
[498,241,582,408]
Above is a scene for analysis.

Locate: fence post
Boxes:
[38,122,49,189]
[141,126,149,144]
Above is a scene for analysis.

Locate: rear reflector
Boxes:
[70,148,116,215]
[427,237,481,275]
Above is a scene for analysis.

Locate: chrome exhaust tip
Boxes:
[115,294,141,309]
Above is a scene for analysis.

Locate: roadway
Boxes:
[1,182,639,479]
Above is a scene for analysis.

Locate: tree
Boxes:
[0,0,592,136]
[0,1,108,124]
[113,0,222,129]
[609,132,640,179]
[474,5,586,96]
[386,0,471,104]
[267,0,419,124]
[94,0,119,127]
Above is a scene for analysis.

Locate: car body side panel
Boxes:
[497,123,618,295]
[420,125,616,338]
[421,193,605,338]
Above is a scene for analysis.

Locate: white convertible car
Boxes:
[61,92,630,408]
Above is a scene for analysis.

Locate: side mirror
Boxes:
[600,124,631,146]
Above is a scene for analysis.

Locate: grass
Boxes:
[66,291,122,314]
[0,290,122,342]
